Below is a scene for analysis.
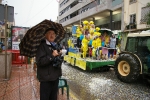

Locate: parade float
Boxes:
[64,20,120,71]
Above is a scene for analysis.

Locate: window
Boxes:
[136,37,150,68]
[126,37,138,52]
[1,29,4,36]
[130,14,136,24]
[129,0,136,4]
[140,6,150,24]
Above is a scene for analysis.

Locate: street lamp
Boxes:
[14,13,18,26]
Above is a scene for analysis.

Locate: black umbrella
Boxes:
[19,19,66,57]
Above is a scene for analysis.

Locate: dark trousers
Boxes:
[108,49,114,58]
[40,78,59,100]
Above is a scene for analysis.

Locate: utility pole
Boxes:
[4,4,8,80]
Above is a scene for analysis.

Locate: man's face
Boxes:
[45,30,56,42]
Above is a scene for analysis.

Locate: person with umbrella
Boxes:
[36,28,63,100]
[19,20,66,100]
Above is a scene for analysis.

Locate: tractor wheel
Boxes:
[115,53,141,83]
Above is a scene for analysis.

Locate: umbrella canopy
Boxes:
[19,19,66,57]
[99,28,113,36]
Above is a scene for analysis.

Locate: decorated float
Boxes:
[64,20,120,71]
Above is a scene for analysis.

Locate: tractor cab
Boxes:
[126,33,150,73]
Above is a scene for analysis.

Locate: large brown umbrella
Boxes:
[19,19,66,57]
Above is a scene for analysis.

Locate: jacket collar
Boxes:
[46,39,51,46]
[45,39,56,46]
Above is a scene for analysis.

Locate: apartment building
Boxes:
[0,3,14,44]
[58,0,123,33]
[123,0,150,33]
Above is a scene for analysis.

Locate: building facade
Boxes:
[123,0,150,33]
[58,0,123,32]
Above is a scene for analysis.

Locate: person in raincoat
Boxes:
[95,35,102,59]
[101,32,110,47]
[92,36,97,58]
[81,35,89,58]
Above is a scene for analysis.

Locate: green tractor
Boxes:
[115,33,150,83]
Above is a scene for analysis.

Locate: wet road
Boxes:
[61,63,150,100]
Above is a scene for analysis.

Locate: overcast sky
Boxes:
[4,0,59,27]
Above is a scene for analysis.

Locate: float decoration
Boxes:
[65,20,119,71]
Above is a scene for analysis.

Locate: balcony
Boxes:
[125,23,137,30]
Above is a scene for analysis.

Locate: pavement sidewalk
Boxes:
[0,64,78,100]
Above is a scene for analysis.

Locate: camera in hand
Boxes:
[53,56,63,68]
[50,42,64,68]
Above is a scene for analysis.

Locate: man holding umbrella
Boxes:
[36,28,63,100]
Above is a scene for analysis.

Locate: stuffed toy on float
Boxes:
[83,20,90,30]
[81,35,89,58]
[94,27,101,37]
[89,21,95,32]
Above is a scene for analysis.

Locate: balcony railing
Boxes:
[125,23,137,30]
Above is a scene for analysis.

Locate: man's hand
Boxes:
[52,50,59,57]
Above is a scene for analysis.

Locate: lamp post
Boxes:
[4,4,8,80]
[14,13,18,26]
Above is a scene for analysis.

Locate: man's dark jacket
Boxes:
[36,40,62,82]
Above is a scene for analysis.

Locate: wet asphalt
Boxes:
[61,63,150,100]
